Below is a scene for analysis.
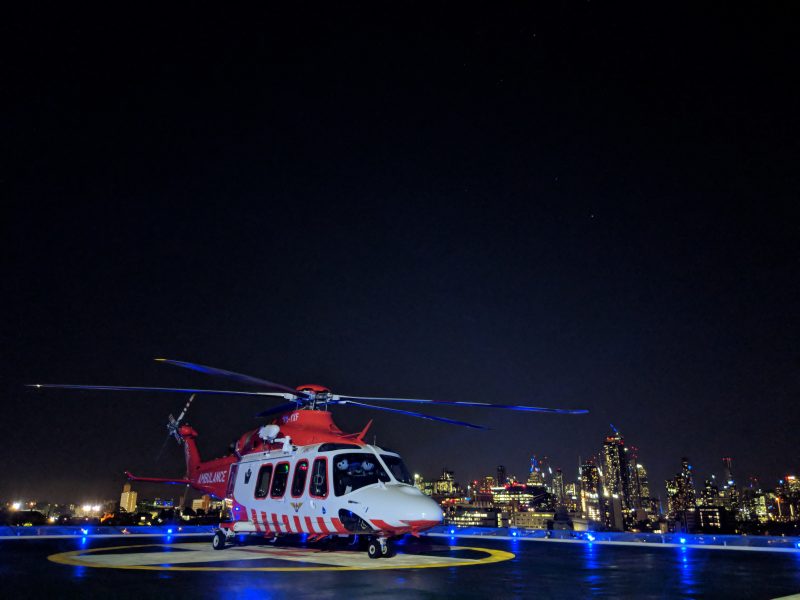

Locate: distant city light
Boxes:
[11,502,21,511]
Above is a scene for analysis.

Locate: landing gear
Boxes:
[367,537,394,559]
[212,529,227,550]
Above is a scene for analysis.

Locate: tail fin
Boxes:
[178,425,202,478]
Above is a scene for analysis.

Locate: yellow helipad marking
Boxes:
[48,542,513,571]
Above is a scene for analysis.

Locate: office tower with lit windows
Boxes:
[527,456,545,486]
[601,427,632,511]
[120,483,137,513]
[665,457,698,532]
[579,460,602,523]
[433,469,457,497]
[552,468,565,508]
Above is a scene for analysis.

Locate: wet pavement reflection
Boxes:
[1,534,799,599]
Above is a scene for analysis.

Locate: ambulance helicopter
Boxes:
[30,358,588,558]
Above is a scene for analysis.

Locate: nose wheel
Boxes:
[367,537,394,559]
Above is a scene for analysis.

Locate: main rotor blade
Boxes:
[28,383,295,399]
[333,394,588,415]
[329,399,489,430]
[155,358,307,397]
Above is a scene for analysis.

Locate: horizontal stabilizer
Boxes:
[125,471,192,485]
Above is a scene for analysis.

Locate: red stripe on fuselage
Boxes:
[282,514,292,533]
[293,515,303,532]
[304,516,316,533]
[261,511,271,534]
[272,513,281,533]
[370,519,395,532]
[331,517,348,533]
[251,509,261,533]
[316,517,330,534]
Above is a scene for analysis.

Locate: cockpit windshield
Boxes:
[380,454,413,484]
[333,452,390,496]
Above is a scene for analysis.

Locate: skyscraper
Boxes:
[527,456,545,486]
[552,468,565,508]
[579,460,602,522]
[665,457,697,532]
[601,427,631,511]
[497,465,507,487]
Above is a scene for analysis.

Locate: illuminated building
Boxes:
[491,483,551,512]
[527,455,545,486]
[446,505,504,528]
[433,469,457,497]
[600,427,632,512]
[511,511,555,530]
[698,506,723,530]
[602,494,624,531]
[719,457,740,517]
[496,465,507,486]
[564,482,581,513]
[191,494,212,512]
[665,457,697,532]
[636,463,650,500]
[120,483,138,513]
[552,468,565,507]
[579,461,602,523]
[480,476,495,492]
[699,478,722,508]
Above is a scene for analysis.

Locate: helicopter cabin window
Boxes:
[333,453,390,496]
[270,462,290,498]
[309,458,328,498]
[291,460,309,497]
[254,464,273,499]
[380,454,413,484]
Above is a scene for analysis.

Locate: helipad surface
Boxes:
[2,534,800,599]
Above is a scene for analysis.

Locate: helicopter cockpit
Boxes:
[333,451,413,496]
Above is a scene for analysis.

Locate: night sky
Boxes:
[3,4,799,504]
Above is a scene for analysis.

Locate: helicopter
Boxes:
[30,358,588,558]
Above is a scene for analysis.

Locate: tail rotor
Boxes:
[156,394,196,461]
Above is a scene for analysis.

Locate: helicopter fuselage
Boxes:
[132,409,443,540]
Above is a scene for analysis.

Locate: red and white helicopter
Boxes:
[31,359,587,558]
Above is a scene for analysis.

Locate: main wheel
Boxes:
[367,540,381,559]
[380,541,395,558]
[212,530,227,550]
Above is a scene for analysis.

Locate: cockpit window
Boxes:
[333,452,390,496]
[380,454,413,484]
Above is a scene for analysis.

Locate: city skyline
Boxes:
[3,424,794,513]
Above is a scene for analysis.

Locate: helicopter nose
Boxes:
[350,485,443,524]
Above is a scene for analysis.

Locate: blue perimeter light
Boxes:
[511,531,518,537]
[679,538,687,544]
[586,534,595,542]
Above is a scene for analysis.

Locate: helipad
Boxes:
[48,541,513,571]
